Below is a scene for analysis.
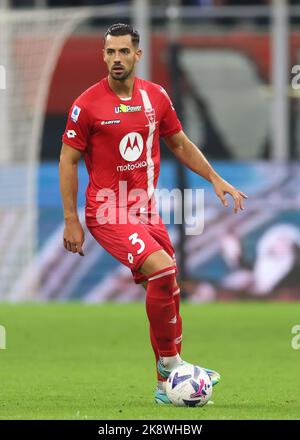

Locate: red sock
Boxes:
[150,283,183,381]
[146,266,178,357]
[173,286,182,355]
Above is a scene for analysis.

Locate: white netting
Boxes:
[0,5,129,298]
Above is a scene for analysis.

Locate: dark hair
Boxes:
[104,23,140,47]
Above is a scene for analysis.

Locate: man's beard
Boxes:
[110,66,134,81]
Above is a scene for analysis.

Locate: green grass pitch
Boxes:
[0,302,299,420]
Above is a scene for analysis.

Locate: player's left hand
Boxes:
[211,177,248,213]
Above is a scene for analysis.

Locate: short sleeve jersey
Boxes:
[62,77,182,226]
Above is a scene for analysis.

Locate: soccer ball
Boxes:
[165,364,212,407]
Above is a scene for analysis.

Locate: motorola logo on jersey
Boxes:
[116,161,147,172]
[119,132,144,162]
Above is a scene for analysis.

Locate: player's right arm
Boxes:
[59,143,85,256]
[60,96,91,255]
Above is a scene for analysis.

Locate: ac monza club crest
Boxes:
[145,108,156,125]
[119,132,144,162]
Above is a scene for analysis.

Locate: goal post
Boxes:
[0,4,133,299]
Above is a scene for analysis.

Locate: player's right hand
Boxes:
[63,218,85,256]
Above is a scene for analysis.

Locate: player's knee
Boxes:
[142,278,179,293]
[140,249,174,277]
[147,265,177,299]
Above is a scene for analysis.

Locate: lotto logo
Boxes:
[66,130,77,138]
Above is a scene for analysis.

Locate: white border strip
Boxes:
[173,288,180,296]
[148,268,176,281]
[140,89,155,200]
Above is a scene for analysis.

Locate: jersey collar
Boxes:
[104,76,138,101]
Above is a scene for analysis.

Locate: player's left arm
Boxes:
[164,130,248,213]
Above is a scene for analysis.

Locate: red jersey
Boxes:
[62,77,182,226]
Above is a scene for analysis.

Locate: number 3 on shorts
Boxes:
[128,232,145,263]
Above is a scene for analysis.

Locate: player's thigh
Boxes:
[88,222,163,272]
[146,216,176,266]
[138,216,177,277]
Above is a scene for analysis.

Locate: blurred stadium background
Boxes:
[1,0,300,303]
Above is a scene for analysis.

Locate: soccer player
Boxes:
[59,23,247,404]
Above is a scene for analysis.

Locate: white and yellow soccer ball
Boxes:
[165,364,212,407]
